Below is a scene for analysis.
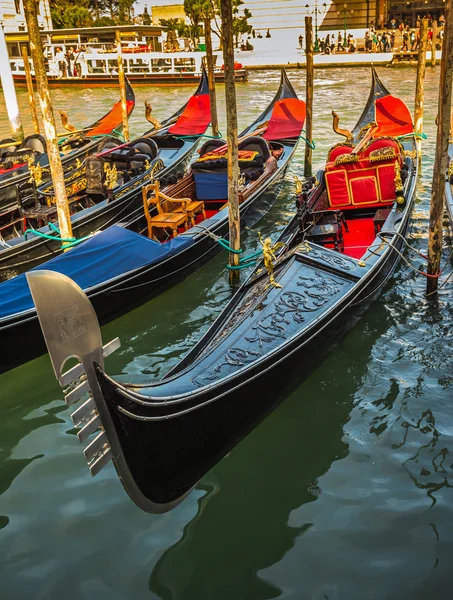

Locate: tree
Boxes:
[183,0,253,47]
[50,0,94,28]
[159,18,187,50]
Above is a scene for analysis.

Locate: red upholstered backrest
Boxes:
[262,98,306,141]
[325,137,402,208]
[327,144,354,163]
[168,94,211,135]
[362,138,402,164]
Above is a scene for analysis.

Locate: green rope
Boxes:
[397,132,427,140]
[24,225,90,249]
[24,228,75,243]
[299,135,316,150]
[217,238,243,253]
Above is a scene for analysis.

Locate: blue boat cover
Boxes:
[0,225,193,320]
[194,171,228,200]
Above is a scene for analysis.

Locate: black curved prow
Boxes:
[240,69,299,137]
[158,65,210,132]
[352,65,390,139]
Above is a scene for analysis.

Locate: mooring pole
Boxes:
[426,0,453,296]
[203,17,219,137]
[0,23,24,141]
[414,19,428,138]
[115,30,130,143]
[431,20,438,67]
[23,0,73,242]
[220,0,240,285]
[21,44,40,134]
[304,16,314,178]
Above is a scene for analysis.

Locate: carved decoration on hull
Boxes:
[193,267,349,387]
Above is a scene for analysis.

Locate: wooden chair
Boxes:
[142,182,191,240]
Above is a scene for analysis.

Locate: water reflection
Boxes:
[147,311,386,599]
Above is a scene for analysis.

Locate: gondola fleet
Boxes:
[1,67,433,512]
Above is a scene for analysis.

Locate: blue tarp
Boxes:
[0,225,194,320]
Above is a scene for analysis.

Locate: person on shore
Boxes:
[298,34,303,49]
[402,29,409,51]
[330,34,336,54]
[266,29,271,38]
[439,13,445,25]
[325,34,330,50]
[337,32,342,51]
[410,29,416,51]
[390,31,395,50]
[390,17,396,29]
[319,38,326,53]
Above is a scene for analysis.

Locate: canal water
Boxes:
[1,67,453,599]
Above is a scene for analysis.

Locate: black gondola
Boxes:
[0,72,212,280]
[0,80,135,212]
[27,68,418,514]
[0,70,305,373]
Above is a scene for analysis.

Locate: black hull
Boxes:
[0,80,135,211]
[96,196,414,511]
[1,147,293,373]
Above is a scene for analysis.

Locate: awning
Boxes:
[263,98,306,141]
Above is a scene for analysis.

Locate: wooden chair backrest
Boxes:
[142,181,191,238]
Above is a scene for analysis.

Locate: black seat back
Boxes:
[86,156,106,197]
[16,180,39,216]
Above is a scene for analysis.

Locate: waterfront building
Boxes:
[0,0,52,32]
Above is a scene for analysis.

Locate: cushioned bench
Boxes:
[325,138,403,209]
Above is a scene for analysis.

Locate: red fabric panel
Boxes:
[328,145,353,163]
[342,217,376,259]
[374,96,414,137]
[326,169,351,207]
[169,94,211,135]
[262,98,306,141]
[87,100,134,137]
[0,162,26,175]
[349,174,379,205]
[377,164,397,201]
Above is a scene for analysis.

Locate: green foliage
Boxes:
[50,0,137,28]
[50,0,93,28]
[183,0,253,45]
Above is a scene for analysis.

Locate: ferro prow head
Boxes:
[332,110,353,142]
[26,270,120,477]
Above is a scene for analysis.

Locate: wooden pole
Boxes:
[414,18,429,167]
[426,0,453,295]
[23,0,73,242]
[220,0,240,285]
[431,20,438,67]
[21,44,40,135]
[304,16,314,178]
[115,30,129,143]
[203,17,219,137]
[0,24,24,141]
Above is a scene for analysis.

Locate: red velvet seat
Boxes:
[325,137,402,209]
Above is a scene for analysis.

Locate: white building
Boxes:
[0,0,52,32]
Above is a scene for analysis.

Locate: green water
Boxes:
[1,68,453,600]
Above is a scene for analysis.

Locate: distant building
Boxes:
[0,0,52,32]
[151,4,186,25]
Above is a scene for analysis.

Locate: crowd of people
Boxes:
[297,12,445,56]
[53,47,89,78]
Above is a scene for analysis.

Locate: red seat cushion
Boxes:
[349,173,379,205]
[326,169,351,207]
[328,144,354,163]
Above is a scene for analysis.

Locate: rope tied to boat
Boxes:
[24,222,91,250]
[397,132,427,141]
